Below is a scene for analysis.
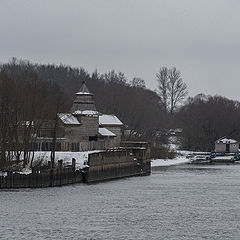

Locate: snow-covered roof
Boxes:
[75,91,93,96]
[99,115,123,126]
[72,110,99,116]
[99,127,116,137]
[216,137,238,144]
[58,113,80,125]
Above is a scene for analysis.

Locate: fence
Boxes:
[34,140,108,152]
[0,159,83,189]
[0,148,151,188]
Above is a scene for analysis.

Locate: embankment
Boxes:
[0,148,151,188]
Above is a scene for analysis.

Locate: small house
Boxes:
[215,137,239,153]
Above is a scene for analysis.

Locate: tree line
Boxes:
[176,94,240,151]
[0,61,66,169]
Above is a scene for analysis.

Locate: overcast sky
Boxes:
[0,0,240,100]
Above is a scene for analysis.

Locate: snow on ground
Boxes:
[1,150,103,175]
[0,171,7,177]
[152,136,191,167]
[18,168,32,175]
[151,156,190,167]
[32,150,103,170]
[213,156,234,160]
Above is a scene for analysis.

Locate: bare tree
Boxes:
[167,67,188,114]
[156,67,188,114]
[156,67,169,113]
[131,77,146,88]
[0,74,9,169]
[50,103,60,169]
[0,72,17,169]
[102,70,127,85]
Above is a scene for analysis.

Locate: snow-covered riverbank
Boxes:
[151,138,191,167]
[151,156,190,167]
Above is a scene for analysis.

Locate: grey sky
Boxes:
[0,0,240,100]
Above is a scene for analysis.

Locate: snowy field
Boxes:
[13,150,103,174]
[32,150,103,169]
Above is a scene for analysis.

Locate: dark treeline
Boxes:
[0,62,67,169]
[176,94,240,151]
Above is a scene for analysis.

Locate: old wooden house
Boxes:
[35,82,123,151]
[215,136,239,153]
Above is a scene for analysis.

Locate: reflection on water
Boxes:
[1,164,240,240]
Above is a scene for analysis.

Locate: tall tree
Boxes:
[156,67,188,114]
[168,67,188,114]
[0,72,11,169]
[156,67,169,113]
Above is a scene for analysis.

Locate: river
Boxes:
[1,164,240,240]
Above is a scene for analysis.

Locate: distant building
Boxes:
[215,136,239,153]
[35,82,124,151]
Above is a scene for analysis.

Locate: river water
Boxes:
[1,164,240,240]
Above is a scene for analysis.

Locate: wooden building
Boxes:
[215,136,239,153]
[35,82,123,151]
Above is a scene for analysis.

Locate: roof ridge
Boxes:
[78,81,91,94]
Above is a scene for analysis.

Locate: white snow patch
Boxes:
[151,156,190,167]
[99,115,123,126]
[58,113,80,125]
[216,137,238,144]
[32,151,103,170]
[17,168,32,175]
[75,91,92,95]
[0,171,7,177]
[72,110,99,116]
[213,156,234,160]
[99,127,116,137]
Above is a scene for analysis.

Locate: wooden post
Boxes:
[50,168,54,187]
[8,172,13,188]
[72,158,76,184]
[47,161,51,169]
[72,158,76,172]
[58,160,63,185]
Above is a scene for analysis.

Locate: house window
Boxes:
[89,136,98,141]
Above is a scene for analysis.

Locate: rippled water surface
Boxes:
[1,164,240,240]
